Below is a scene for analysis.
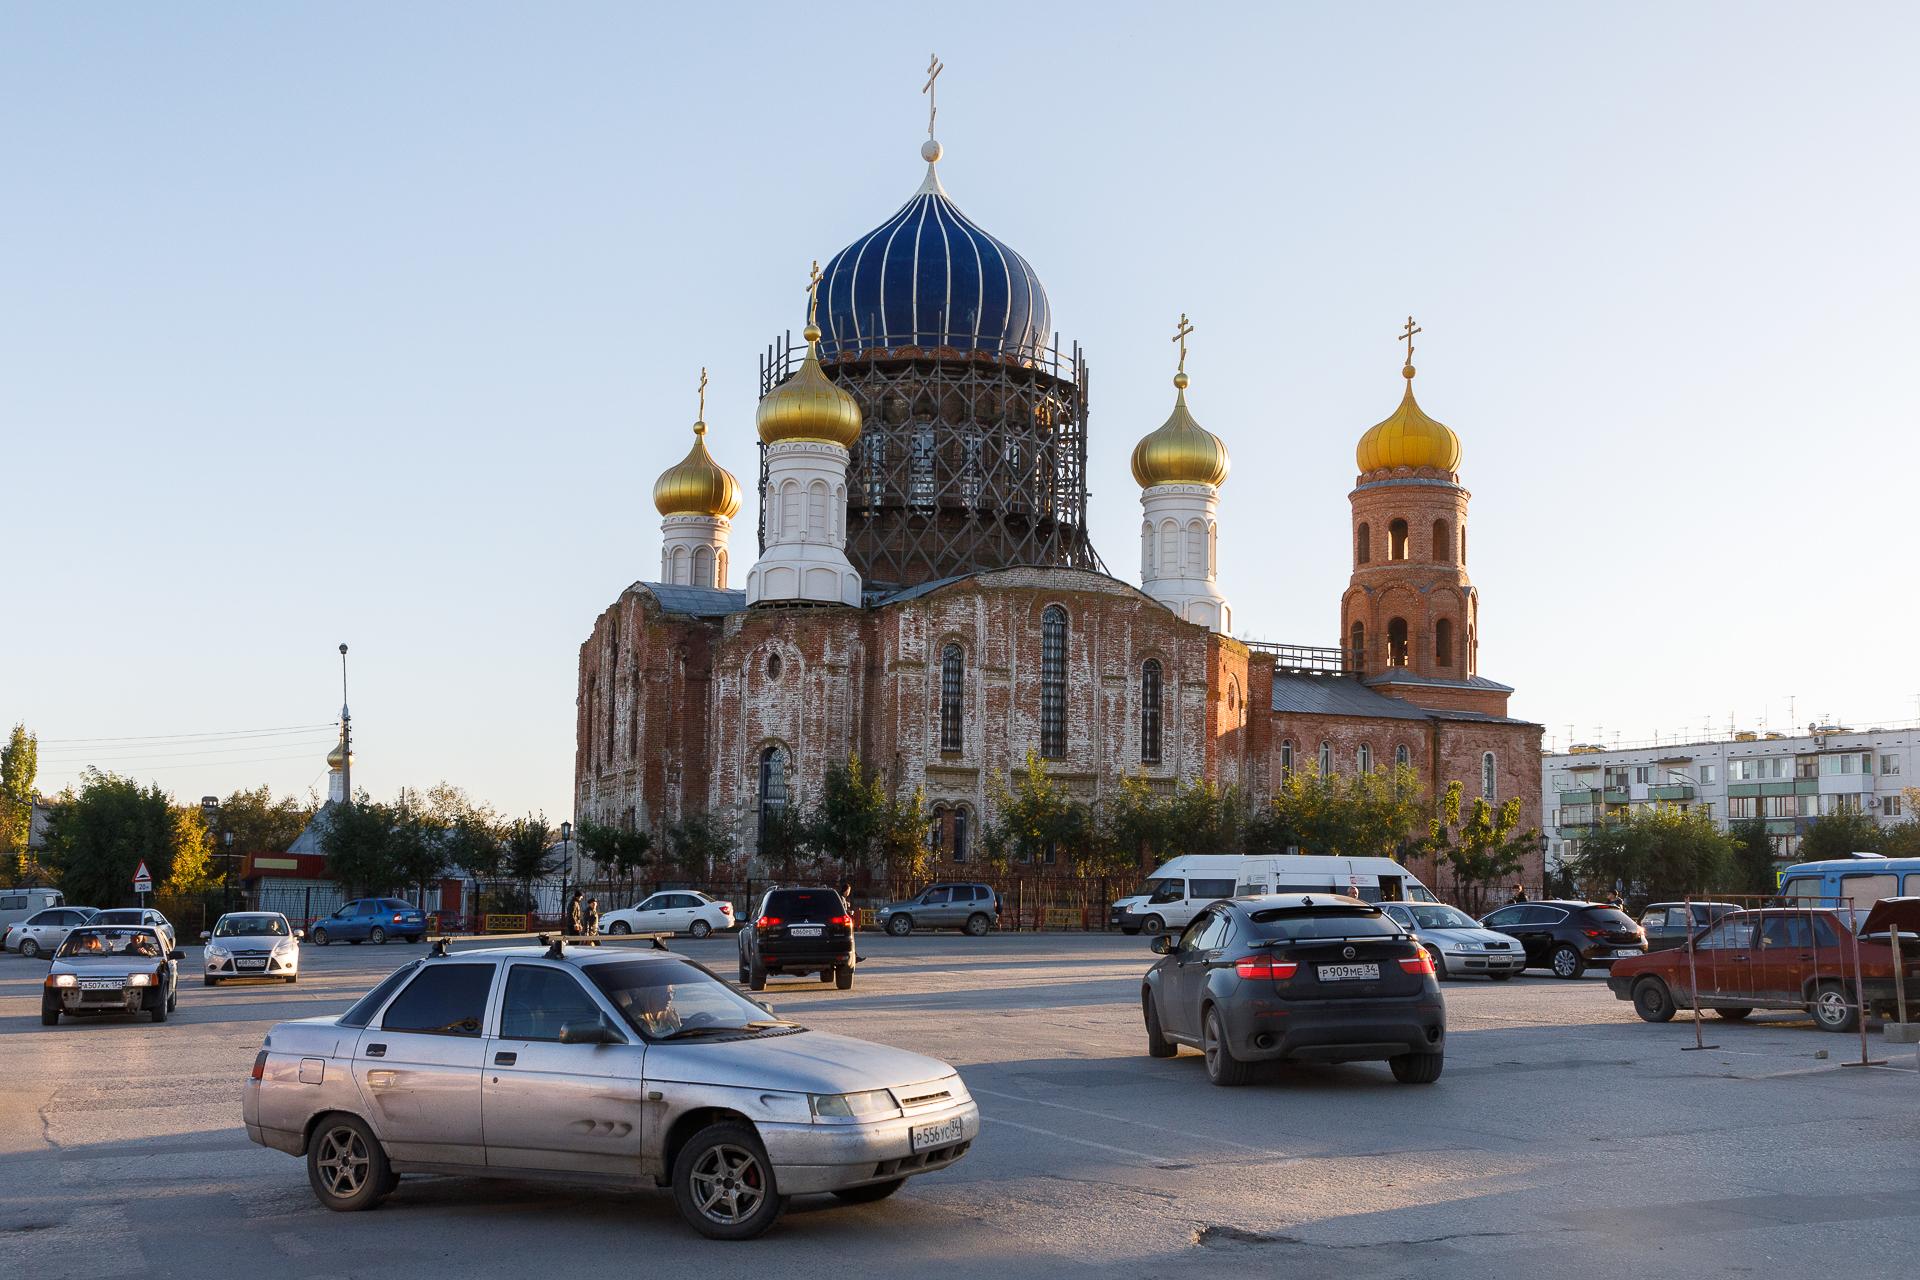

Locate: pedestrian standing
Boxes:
[1510,884,1529,905]
[566,890,584,938]
[585,896,601,943]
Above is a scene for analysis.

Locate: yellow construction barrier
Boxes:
[483,913,528,934]
[856,908,877,930]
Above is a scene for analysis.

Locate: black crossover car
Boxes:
[738,886,856,990]
[1141,894,1445,1086]
[1478,900,1647,978]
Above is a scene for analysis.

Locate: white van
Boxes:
[0,887,68,947]
[1235,855,1436,904]
[1109,856,1244,935]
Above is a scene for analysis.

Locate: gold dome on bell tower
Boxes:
[755,263,863,450]
[1355,316,1462,475]
[1131,313,1230,488]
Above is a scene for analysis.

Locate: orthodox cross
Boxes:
[696,367,707,425]
[923,53,944,138]
[1171,313,1195,375]
[1400,315,1421,365]
[805,259,822,330]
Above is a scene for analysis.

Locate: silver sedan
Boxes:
[1380,902,1527,980]
[243,940,978,1239]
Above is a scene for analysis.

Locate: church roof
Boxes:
[1269,673,1432,720]
[635,582,748,617]
[1361,672,1515,694]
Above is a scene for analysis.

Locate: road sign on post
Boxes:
[132,861,154,898]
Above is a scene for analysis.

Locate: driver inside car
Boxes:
[623,983,682,1038]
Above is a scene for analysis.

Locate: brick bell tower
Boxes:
[1340,318,1481,692]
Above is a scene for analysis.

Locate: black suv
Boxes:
[1479,900,1647,978]
[738,886,855,991]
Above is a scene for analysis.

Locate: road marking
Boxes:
[972,1085,1293,1159]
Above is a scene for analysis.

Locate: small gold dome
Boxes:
[1355,365,1461,474]
[326,740,349,770]
[755,325,862,449]
[653,422,742,518]
[1131,380,1230,488]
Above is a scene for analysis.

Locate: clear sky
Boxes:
[6,3,1917,815]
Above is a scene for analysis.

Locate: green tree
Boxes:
[388,790,451,906]
[1249,764,1427,861]
[1096,777,1246,871]
[1563,804,1730,908]
[41,770,182,905]
[665,811,738,883]
[1880,820,1920,858]
[806,754,888,874]
[425,783,503,881]
[502,814,558,903]
[757,804,812,881]
[983,751,1101,875]
[1426,781,1539,914]
[320,797,400,897]
[163,804,217,894]
[1724,817,1779,896]
[210,784,316,859]
[0,723,38,879]
[1800,810,1883,860]
[577,818,653,891]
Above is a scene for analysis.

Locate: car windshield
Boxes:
[1400,904,1480,930]
[585,958,794,1041]
[56,928,162,958]
[214,915,289,938]
[1247,906,1405,940]
[93,911,144,926]
[1134,878,1175,898]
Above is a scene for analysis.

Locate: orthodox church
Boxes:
[575,113,1543,893]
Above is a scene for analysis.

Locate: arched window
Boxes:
[1318,740,1333,776]
[1481,751,1497,800]
[1460,526,1468,564]
[1356,522,1371,565]
[807,480,829,540]
[1388,519,1409,560]
[1395,743,1411,770]
[1432,519,1450,561]
[1357,744,1373,774]
[1387,617,1410,667]
[1207,523,1218,578]
[692,545,715,588]
[952,807,970,863]
[1435,618,1453,667]
[1140,659,1163,764]
[606,636,619,760]
[939,644,965,753]
[716,549,728,589]
[758,745,789,845]
[1040,605,1068,759]
[1349,620,1366,670]
[1141,522,1154,577]
[1160,521,1179,576]
[1186,520,1206,577]
[1280,740,1294,777]
[669,544,689,585]
[779,480,801,537]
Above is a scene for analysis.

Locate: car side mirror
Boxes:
[168,949,184,961]
[558,1017,618,1045]
[1149,935,1174,955]
[199,930,211,941]
[294,929,306,940]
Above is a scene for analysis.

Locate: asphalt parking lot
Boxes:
[2,930,1917,1280]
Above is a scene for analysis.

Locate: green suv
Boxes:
[876,884,1000,937]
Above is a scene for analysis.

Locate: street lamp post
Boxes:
[560,820,574,928]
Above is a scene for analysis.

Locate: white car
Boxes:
[93,907,177,953]
[202,911,303,985]
[6,906,99,958]
[601,890,735,939]
[1379,901,1526,981]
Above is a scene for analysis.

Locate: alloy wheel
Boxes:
[315,1125,371,1199]
[688,1143,768,1226]
[691,920,712,939]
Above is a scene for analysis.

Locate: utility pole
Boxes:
[339,643,352,805]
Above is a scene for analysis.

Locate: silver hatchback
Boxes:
[243,940,978,1239]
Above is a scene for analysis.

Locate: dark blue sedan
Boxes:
[309,898,426,946]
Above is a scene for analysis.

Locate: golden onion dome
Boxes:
[652,421,742,518]
[326,740,349,770]
[1131,372,1230,488]
[755,324,862,449]
[1356,364,1461,474]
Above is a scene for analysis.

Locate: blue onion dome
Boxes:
[814,142,1053,360]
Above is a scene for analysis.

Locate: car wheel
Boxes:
[369,926,386,945]
[1142,991,1176,1059]
[835,963,853,990]
[819,967,834,983]
[1550,944,1585,980]
[831,1177,906,1204]
[41,1002,58,1026]
[1632,977,1675,1023]
[150,993,168,1023]
[1201,1006,1252,1086]
[749,958,766,992]
[307,1113,393,1212]
[691,920,712,939]
[672,1121,786,1241]
[1142,915,1166,936]
[167,989,177,1012]
[204,976,218,987]
[610,921,632,935]
[1389,1051,1445,1084]
[1424,945,1448,981]
[886,915,912,937]
[963,913,990,937]
[1811,981,1858,1033]
[311,928,329,946]
[1713,1005,1752,1021]
[20,938,39,959]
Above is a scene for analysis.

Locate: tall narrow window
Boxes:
[1318,740,1333,776]
[1349,621,1366,670]
[1141,522,1154,577]
[1395,744,1411,769]
[1481,751,1497,800]
[1435,618,1453,667]
[693,545,715,588]
[1357,744,1373,774]
[939,644,964,752]
[1140,659,1163,764]
[758,746,789,845]
[1388,519,1409,560]
[1040,605,1068,759]
[606,638,618,760]
[1280,740,1294,777]
[1432,519,1449,561]
[952,808,969,863]
[1356,522,1371,565]
[1387,617,1410,667]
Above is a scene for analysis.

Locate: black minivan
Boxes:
[1478,900,1647,978]
[738,886,856,991]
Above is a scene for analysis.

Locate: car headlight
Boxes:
[273,937,298,952]
[46,973,76,988]
[809,1089,896,1120]
[206,944,229,958]
[128,973,153,986]
[876,907,892,916]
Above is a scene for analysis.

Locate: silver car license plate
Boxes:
[79,978,123,990]
[1611,948,1643,958]
[237,959,267,969]
[1317,963,1379,981]
[789,925,823,937]
[910,1116,965,1151]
